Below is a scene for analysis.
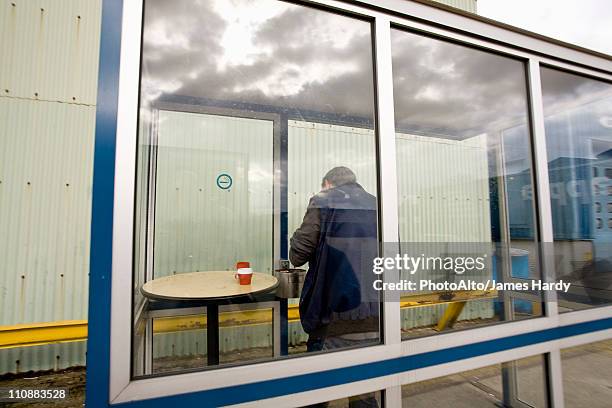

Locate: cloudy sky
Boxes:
[478,0,612,55]
[142,0,376,121]
[140,0,610,140]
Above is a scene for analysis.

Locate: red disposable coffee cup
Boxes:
[235,267,253,285]
[236,261,250,269]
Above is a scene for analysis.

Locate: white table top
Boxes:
[141,271,279,301]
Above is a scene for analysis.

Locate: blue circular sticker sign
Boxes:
[216,173,233,190]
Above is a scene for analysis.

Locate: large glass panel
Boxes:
[402,355,548,407]
[131,0,380,378]
[391,29,543,340]
[561,339,612,407]
[540,67,612,312]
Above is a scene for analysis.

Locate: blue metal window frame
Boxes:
[86,0,123,406]
[86,0,612,407]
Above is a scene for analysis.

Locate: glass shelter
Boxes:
[87,0,612,407]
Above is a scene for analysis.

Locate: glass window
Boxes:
[561,339,612,407]
[391,29,543,340]
[402,355,548,407]
[540,67,612,312]
[131,0,380,378]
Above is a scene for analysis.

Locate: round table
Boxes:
[141,271,279,300]
[140,271,279,366]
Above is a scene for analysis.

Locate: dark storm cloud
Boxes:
[391,30,529,137]
[540,67,612,114]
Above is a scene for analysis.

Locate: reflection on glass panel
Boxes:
[152,313,208,375]
[391,29,543,340]
[540,67,612,312]
[511,297,543,320]
[299,390,382,408]
[148,308,275,375]
[132,0,380,378]
[561,339,612,407]
[402,355,548,407]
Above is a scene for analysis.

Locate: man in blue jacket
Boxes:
[290,166,379,353]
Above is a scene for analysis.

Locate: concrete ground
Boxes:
[401,340,612,408]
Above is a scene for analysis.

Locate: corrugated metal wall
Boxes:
[396,133,491,243]
[148,110,276,361]
[153,110,274,277]
[432,0,477,13]
[396,132,494,328]
[0,0,101,373]
[287,119,378,234]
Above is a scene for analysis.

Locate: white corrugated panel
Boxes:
[2,342,87,374]
[153,110,274,277]
[148,110,276,359]
[396,132,494,328]
[0,98,95,373]
[0,98,95,325]
[396,133,491,244]
[0,0,101,105]
[0,0,101,374]
[432,0,477,13]
[287,119,378,240]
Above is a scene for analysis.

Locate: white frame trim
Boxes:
[374,16,402,406]
[108,0,612,406]
[109,0,143,400]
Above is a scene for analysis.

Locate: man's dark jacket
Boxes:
[290,182,378,335]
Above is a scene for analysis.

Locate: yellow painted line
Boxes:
[0,290,499,348]
[0,320,87,349]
